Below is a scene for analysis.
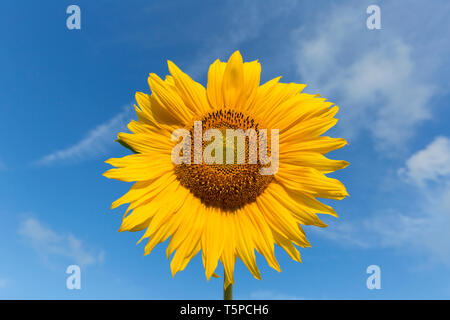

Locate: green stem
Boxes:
[223,279,233,300]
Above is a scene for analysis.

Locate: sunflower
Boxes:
[104,51,348,291]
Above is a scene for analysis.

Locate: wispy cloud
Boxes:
[316,194,450,266]
[367,198,450,266]
[292,3,441,151]
[18,217,104,267]
[316,136,450,265]
[34,106,134,166]
[399,136,450,186]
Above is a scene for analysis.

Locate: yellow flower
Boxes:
[104,51,349,289]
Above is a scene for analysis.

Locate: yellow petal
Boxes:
[117,132,172,155]
[206,59,227,109]
[222,51,244,110]
[167,60,210,115]
[201,207,226,280]
[166,196,198,259]
[121,173,176,214]
[281,151,349,173]
[127,119,154,134]
[284,186,338,217]
[132,182,188,238]
[120,179,185,233]
[148,73,193,125]
[240,60,261,111]
[247,77,280,116]
[269,95,332,130]
[171,241,201,276]
[234,209,261,280]
[245,204,281,272]
[103,154,173,182]
[273,231,302,263]
[134,93,161,127]
[279,136,348,155]
[111,179,154,209]
[277,165,349,200]
[170,199,206,276]
[220,214,237,287]
[119,201,159,232]
[252,82,306,119]
[266,183,329,227]
[257,193,310,247]
[281,117,338,144]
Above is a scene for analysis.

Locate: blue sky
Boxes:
[1,0,450,299]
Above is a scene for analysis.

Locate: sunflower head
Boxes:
[104,51,349,289]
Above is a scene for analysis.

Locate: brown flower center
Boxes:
[174,109,274,211]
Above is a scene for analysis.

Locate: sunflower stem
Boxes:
[223,279,233,300]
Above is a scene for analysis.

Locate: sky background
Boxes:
[1,0,450,299]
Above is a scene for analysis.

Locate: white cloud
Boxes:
[399,136,450,186]
[34,106,133,166]
[316,193,450,265]
[18,217,104,267]
[248,290,303,300]
[365,186,450,265]
[316,137,450,265]
[384,137,450,263]
[293,4,435,150]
